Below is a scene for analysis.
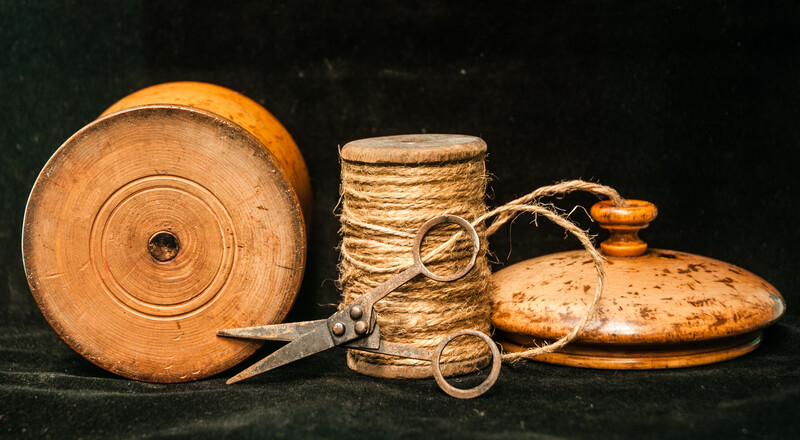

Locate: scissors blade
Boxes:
[225,321,336,384]
[217,320,325,342]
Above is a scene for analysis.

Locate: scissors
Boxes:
[218,214,501,399]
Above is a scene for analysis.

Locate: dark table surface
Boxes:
[2,1,798,438]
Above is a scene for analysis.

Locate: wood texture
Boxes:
[23,85,308,383]
[101,81,312,219]
[491,200,785,369]
[591,200,658,257]
[340,134,486,164]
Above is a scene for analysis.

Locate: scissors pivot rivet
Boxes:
[349,305,364,320]
[354,320,368,335]
[331,322,346,336]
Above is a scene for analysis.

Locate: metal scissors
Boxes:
[218,214,501,399]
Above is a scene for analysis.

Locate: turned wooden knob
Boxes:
[591,200,658,257]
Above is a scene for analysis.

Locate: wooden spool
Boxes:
[491,200,785,369]
[340,134,491,379]
[22,82,310,382]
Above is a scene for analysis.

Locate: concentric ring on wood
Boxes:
[23,104,306,382]
[90,175,236,318]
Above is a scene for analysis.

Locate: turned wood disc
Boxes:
[340,134,486,164]
[23,105,306,382]
[491,200,785,369]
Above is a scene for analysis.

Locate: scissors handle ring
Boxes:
[431,329,502,399]
[412,215,480,282]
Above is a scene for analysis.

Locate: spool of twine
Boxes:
[338,133,626,378]
[338,134,492,378]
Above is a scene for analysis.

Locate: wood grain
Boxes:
[101,81,312,219]
[490,200,785,369]
[23,84,308,382]
[591,200,658,257]
[340,134,486,164]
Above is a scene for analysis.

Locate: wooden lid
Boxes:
[492,249,784,344]
[491,200,785,368]
[340,134,486,164]
[22,105,306,382]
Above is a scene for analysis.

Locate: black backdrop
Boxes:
[2,1,798,438]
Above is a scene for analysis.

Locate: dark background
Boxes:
[1,1,798,438]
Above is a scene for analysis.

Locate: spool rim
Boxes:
[346,351,492,379]
[340,134,486,164]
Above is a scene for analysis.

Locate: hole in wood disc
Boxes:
[148,231,180,262]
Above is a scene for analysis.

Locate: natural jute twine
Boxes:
[339,151,623,370]
[339,154,492,371]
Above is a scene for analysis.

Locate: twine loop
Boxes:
[338,149,623,369]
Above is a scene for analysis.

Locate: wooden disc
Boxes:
[491,249,785,368]
[340,134,486,164]
[23,105,306,382]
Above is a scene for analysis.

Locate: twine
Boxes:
[338,150,623,368]
[478,180,623,361]
[339,156,491,368]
